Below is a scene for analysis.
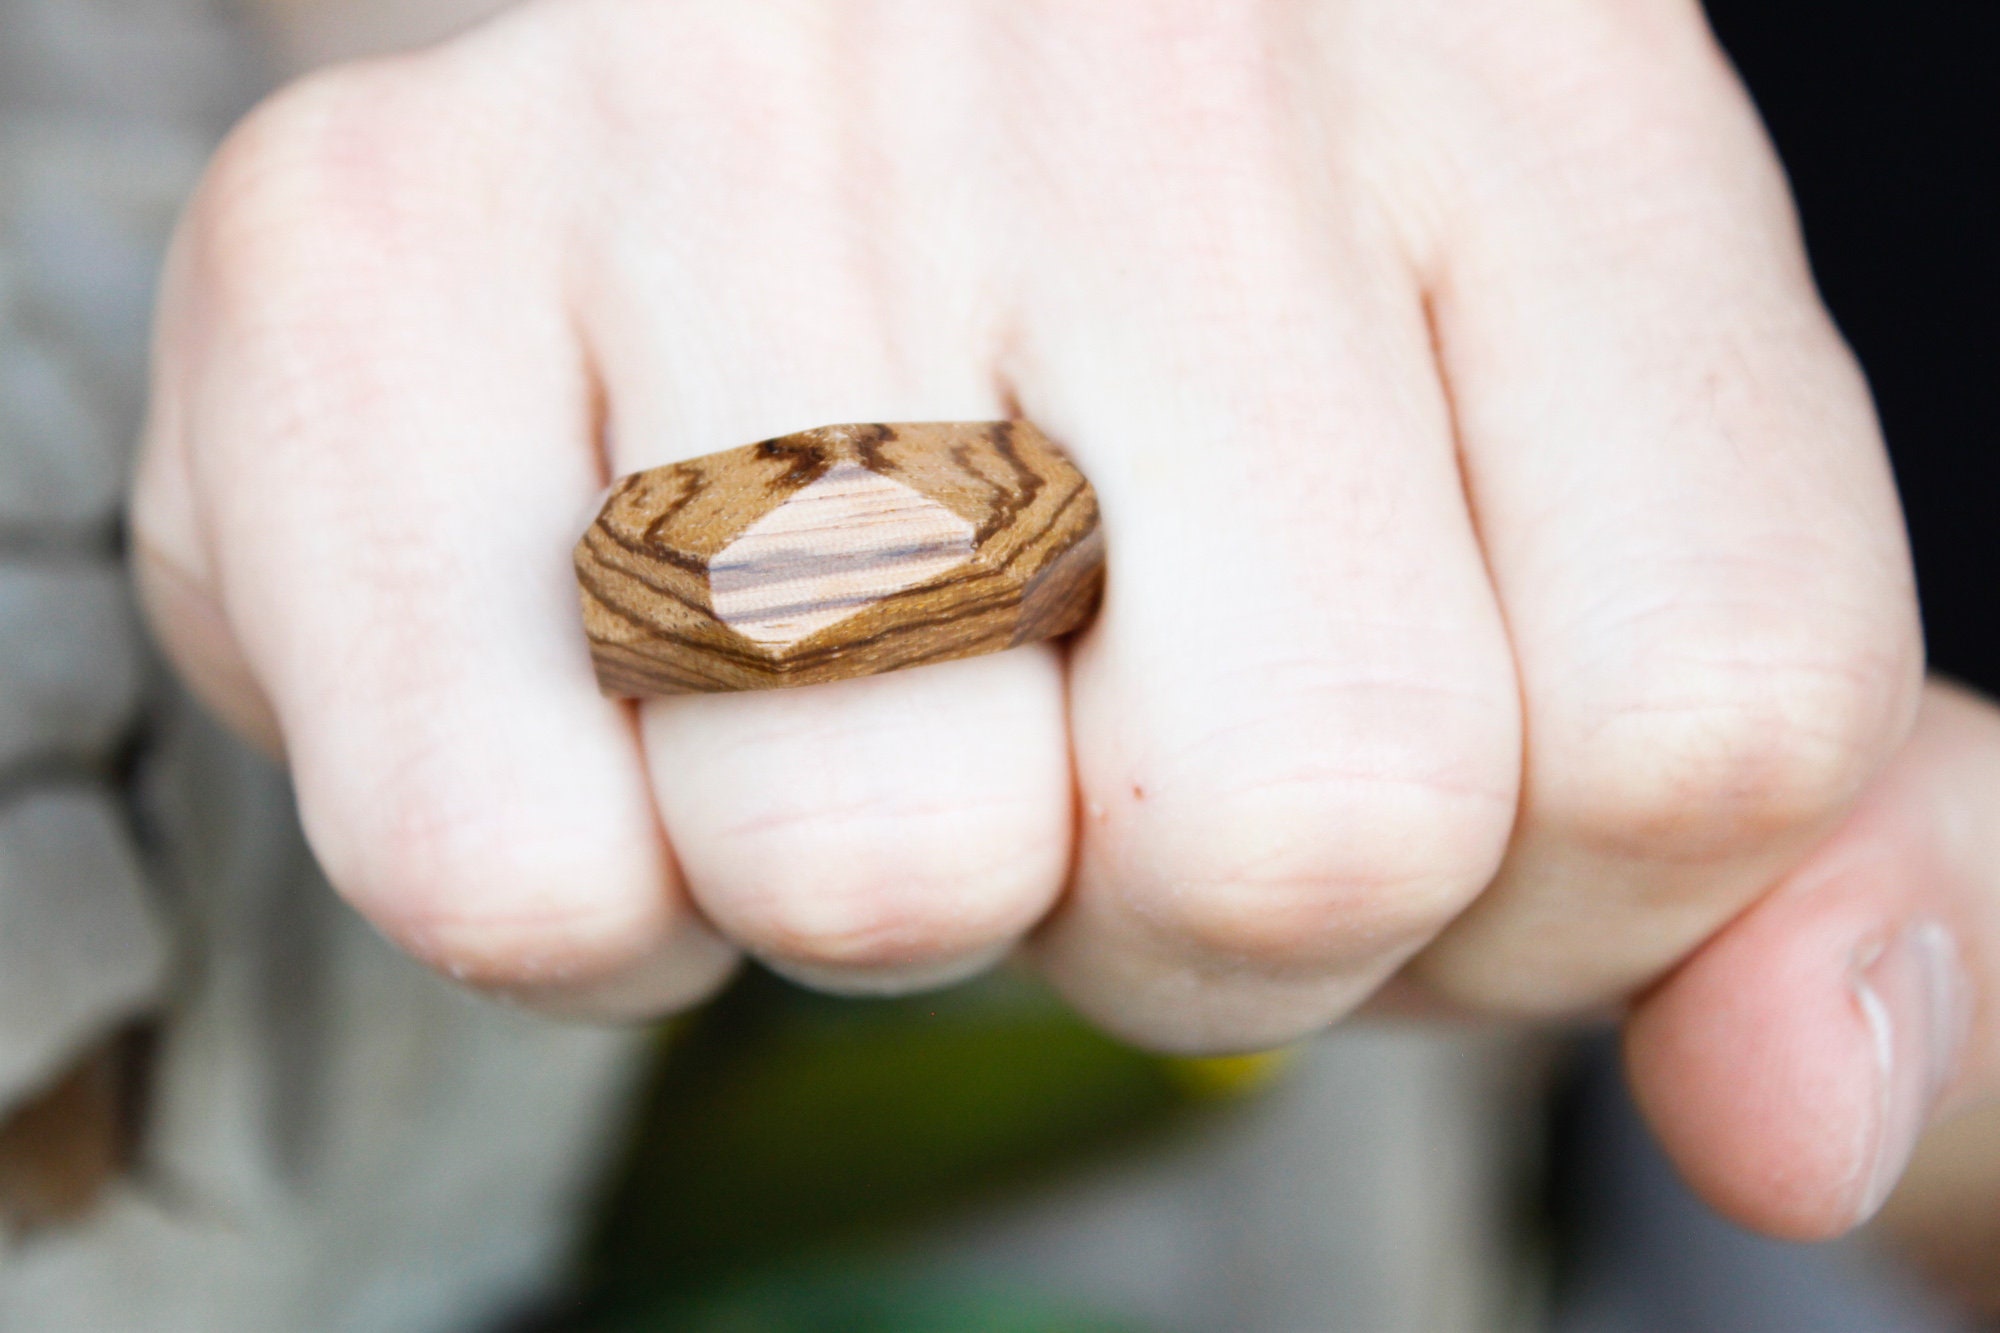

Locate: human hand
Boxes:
[1635,679,1997,1245]
[135,0,1919,1233]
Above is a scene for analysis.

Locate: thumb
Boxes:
[1626,678,1999,1241]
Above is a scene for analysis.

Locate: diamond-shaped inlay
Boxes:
[575,422,1104,694]
[709,461,976,647]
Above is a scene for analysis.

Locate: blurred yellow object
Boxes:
[1161,1047,1299,1101]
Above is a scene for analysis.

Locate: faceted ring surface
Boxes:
[574,421,1105,696]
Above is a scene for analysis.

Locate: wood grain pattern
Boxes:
[575,422,1104,695]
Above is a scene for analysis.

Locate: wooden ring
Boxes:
[574,421,1105,695]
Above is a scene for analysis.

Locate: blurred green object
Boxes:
[564,966,1214,1331]
[586,1267,1146,1333]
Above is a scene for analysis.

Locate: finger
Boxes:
[1407,9,1922,1014]
[1012,29,1522,1052]
[1627,679,1998,1241]
[573,18,1072,993]
[135,65,736,1014]
[133,230,284,761]
[642,653,1071,995]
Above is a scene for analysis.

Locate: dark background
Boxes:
[1705,0,1997,686]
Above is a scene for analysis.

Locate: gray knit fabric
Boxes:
[0,4,645,1329]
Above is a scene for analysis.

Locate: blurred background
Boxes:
[1,1,1993,1329]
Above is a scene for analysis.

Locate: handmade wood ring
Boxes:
[574,421,1104,695]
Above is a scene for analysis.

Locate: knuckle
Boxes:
[1128,775,1511,968]
[186,58,492,313]
[711,802,1063,970]
[196,70,402,247]
[1432,0,1752,220]
[1554,655,1917,861]
[1469,0,1722,126]
[344,799,667,989]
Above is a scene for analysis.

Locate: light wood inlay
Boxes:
[575,422,1104,694]
[709,462,977,648]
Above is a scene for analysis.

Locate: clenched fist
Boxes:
[135,0,1923,1239]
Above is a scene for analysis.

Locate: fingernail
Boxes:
[1849,917,1971,1223]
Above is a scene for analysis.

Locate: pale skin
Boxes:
[133,0,2000,1262]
